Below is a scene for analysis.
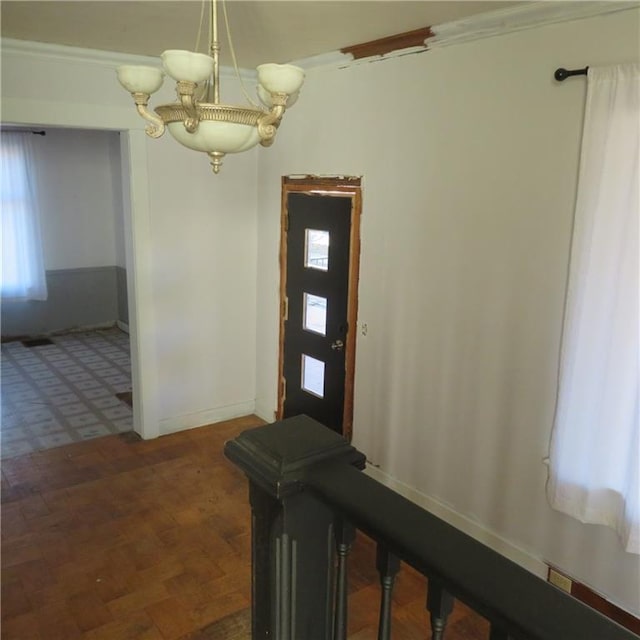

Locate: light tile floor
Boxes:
[1,327,133,459]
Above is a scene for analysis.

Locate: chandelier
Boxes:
[116,0,305,174]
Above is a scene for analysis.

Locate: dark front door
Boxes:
[281,192,352,433]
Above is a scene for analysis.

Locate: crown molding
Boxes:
[428,1,640,49]
[291,1,639,69]
[0,38,253,81]
[341,27,433,60]
[294,51,353,72]
[0,37,159,67]
[3,1,638,77]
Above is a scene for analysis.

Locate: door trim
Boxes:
[277,175,362,440]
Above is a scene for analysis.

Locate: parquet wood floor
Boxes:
[1,415,487,640]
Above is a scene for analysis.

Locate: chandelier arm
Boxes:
[257,104,285,143]
[132,93,166,138]
[176,81,200,132]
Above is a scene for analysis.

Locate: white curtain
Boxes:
[1,131,48,301]
[547,64,639,554]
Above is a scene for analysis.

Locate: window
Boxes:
[1,131,47,301]
[304,229,329,271]
[547,64,639,554]
[303,292,327,335]
[301,354,325,398]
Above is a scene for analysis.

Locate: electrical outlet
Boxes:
[548,568,573,593]
[361,323,368,336]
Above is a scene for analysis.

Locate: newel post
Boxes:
[224,415,366,640]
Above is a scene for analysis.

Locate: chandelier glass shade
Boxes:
[116,0,304,174]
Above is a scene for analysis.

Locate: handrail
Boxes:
[304,461,635,640]
[224,415,637,640]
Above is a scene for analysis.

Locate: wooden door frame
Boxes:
[276,175,362,441]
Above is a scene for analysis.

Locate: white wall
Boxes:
[31,128,121,270]
[1,41,258,437]
[255,9,640,615]
[147,134,258,433]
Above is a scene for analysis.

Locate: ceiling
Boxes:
[1,1,522,68]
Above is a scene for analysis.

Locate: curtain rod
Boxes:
[0,127,46,135]
[554,67,589,82]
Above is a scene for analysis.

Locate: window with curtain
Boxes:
[547,64,639,554]
[1,131,48,301]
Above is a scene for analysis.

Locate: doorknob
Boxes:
[331,339,344,351]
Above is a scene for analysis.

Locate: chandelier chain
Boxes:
[221,0,260,108]
[195,0,206,53]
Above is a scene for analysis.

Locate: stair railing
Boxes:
[224,415,636,640]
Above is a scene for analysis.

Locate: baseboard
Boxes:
[547,566,640,633]
[253,399,277,424]
[1,321,118,342]
[116,320,129,334]
[364,464,548,579]
[159,401,257,435]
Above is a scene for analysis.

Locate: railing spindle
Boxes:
[427,579,454,640]
[376,544,400,640]
[333,519,356,640]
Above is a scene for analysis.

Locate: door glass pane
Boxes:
[303,293,327,335]
[301,354,325,398]
[305,229,329,271]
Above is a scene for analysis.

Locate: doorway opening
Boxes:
[0,127,138,456]
[277,176,362,440]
